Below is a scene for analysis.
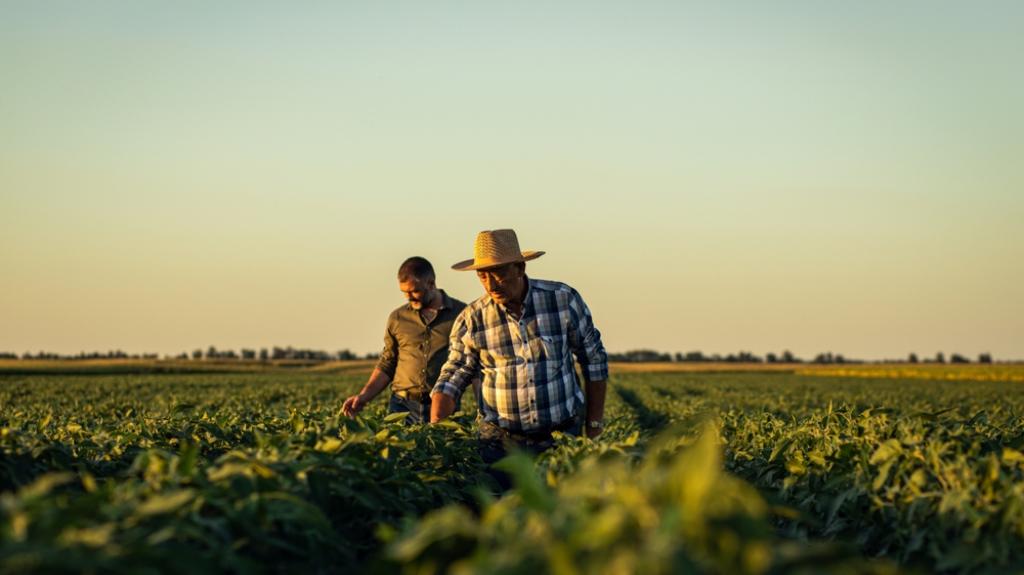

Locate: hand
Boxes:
[341,394,365,417]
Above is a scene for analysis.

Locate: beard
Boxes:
[410,291,435,309]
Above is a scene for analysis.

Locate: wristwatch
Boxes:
[587,420,604,429]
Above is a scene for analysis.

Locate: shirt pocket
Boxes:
[538,333,567,364]
[536,333,570,386]
[478,348,517,390]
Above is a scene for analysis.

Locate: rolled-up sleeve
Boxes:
[375,311,399,379]
[568,289,608,383]
[431,310,479,398]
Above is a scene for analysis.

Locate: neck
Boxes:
[504,278,528,316]
[423,289,442,310]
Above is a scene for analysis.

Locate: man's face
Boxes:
[399,277,436,310]
[476,263,524,305]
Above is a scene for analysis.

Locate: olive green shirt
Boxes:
[376,290,467,395]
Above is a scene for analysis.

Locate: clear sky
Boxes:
[2,1,1022,360]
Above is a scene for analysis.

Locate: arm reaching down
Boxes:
[430,310,479,422]
[567,287,609,437]
[343,318,399,417]
[342,368,393,416]
[430,392,457,422]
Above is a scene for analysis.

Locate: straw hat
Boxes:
[451,229,545,271]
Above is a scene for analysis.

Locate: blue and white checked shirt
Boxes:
[431,278,608,433]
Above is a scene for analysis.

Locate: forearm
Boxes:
[585,379,607,424]
[358,368,393,401]
[430,392,456,422]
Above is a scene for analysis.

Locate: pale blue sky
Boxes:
[2,1,1022,359]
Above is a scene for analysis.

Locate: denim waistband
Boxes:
[479,414,579,443]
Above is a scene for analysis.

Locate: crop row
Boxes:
[3,370,1023,573]
[608,372,1024,572]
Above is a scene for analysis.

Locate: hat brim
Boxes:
[451,251,545,271]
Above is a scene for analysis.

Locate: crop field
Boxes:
[2,364,1023,574]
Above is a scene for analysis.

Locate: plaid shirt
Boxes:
[431,278,608,433]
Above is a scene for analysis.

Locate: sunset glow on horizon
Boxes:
[2,1,1022,360]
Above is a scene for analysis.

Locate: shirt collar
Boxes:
[437,289,451,310]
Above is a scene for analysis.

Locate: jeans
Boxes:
[388,391,462,425]
[388,393,432,425]
[477,414,582,491]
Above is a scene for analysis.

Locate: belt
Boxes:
[394,388,429,402]
[480,415,579,443]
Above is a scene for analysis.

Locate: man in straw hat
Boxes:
[430,229,608,477]
[342,256,467,424]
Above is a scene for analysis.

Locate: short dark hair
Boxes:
[397,257,435,282]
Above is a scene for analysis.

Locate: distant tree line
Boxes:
[3,347,380,362]
[608,350,784,363]
[607,350,1000,364]
[1,349,1004,364]
[7,350,160,360]
[193,346,379,361]
[901,352,991,364]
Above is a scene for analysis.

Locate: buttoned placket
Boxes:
[420,324,431,384]
[507,309,537,429]
[417,304,434,387]
[417,295,448,386]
